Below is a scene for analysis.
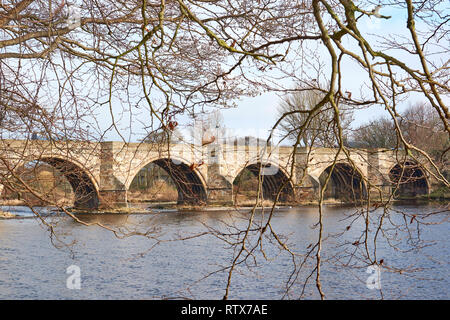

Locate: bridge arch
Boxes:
[127,157,207,204]
[233,162,294,202]
[2,156,99,209]
[388,161,429,197]
[318,162,367,201]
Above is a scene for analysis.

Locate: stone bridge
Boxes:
[0,139,439,209]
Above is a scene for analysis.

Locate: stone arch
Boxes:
[318,162,367,201]
[388,161,429,197]
[127,157,207,204]
[2,156,99,209]
[233,162,294,201]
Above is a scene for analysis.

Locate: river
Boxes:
[0,203,448,299]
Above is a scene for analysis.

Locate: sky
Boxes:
[92,3,448,144]
[213,4,448,140]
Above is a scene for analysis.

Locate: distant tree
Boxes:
[350,117,397,149]
[351,103,449,158]
[400,103,449,160]
[143,128,182,144]
[277,90,353,147]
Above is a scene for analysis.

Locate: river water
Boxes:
[0,203,448,300]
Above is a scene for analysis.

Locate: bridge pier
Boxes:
[98,190,128,209]
[97,141,129,209]
[206,163,234,205]
[207,187,234,205]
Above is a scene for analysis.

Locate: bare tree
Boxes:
[351,117,397,149]
[400,102,449,161]
[277,89,354,147]
[0,0,449,301]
